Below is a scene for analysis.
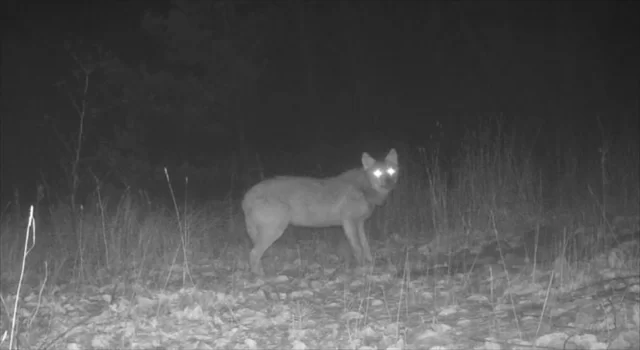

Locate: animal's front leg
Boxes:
[357,220,373,264]
[342,219,363,263]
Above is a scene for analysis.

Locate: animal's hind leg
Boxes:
[357,220,373,264]
[245,221,264,275]
[248,219,287,275]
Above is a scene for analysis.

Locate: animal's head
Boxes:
[362,148,399,194]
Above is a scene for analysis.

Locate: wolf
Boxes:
[242,149,399,275]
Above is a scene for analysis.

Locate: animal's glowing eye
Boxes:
[386,167,396,176]
[373,169,383,178]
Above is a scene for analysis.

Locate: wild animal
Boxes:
[242,149,399,275]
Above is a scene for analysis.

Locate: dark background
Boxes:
[1,0,638,205]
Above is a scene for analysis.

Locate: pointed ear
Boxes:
[362,152,375,169]
[385,148,398,165]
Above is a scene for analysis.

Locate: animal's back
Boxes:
[242,171,372,227]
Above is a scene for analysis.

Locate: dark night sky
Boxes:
[1,0,639,201]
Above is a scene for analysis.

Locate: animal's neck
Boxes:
[361,187,389,206]
[336,168,391,206]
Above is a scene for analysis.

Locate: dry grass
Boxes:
[1,117,638,323]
